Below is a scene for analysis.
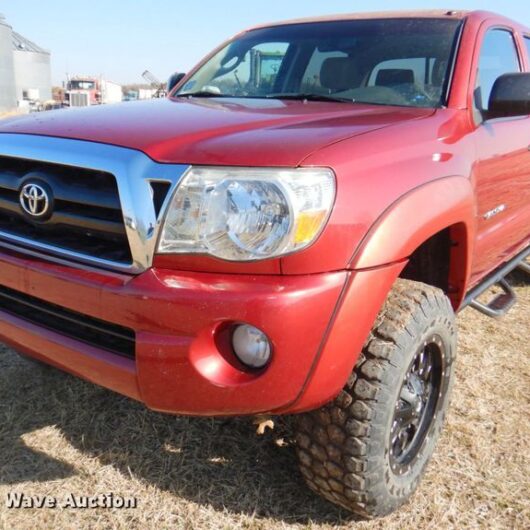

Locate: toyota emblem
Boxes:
[19,183,52,219]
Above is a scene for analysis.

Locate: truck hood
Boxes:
[0,98,434,166]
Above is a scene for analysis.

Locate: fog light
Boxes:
[232,324,271,369]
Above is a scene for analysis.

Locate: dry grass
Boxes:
[0,272,528,530]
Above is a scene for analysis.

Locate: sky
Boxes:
[1,0,529,86]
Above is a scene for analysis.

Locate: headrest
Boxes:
[375,68,414,86]
[320,57,359,91]
[431,60,447,86]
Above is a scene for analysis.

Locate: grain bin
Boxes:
[0,14,17,111]
[12,31,52,102]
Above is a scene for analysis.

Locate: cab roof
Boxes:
[247,10,527,33]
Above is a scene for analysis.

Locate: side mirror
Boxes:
[167,72,186,93]
[488,73,530,119]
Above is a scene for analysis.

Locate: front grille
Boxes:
[69,92,90,107]
[0,284,136,359]
[0,156,132,265]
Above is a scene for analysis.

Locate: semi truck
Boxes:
[64,76,122,107]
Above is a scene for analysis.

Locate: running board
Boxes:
[518,259,530,274]
[469,278,516,317]
[461,245,530,318]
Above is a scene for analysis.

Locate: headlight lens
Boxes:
[157,166,335,261]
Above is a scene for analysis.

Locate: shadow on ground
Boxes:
[0,348,354,525]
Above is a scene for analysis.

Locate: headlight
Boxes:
[157,166,336,261]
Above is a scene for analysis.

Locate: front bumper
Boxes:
[0,246,354,415]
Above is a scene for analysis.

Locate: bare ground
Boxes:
[0,272,528,530]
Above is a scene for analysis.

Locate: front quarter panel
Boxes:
[278,111,478,411]
[281,109,476,275]
[350,175,476,304]
[279,174,476,413]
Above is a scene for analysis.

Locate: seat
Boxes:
[320,57,360,91]
[375,68,415,87]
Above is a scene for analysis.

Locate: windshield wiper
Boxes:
[266,93,354,103]
[175,92,354,103]
[175,91,231,98]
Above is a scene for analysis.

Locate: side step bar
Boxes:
[468,278,516,318]
[518,259,530,274]
[461,245,530,318]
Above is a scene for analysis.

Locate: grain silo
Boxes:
[0,14,16,111]
[12,30,52,102]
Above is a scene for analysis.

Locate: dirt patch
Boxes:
[0,274,528,530]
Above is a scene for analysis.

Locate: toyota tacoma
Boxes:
[0,9,529,518]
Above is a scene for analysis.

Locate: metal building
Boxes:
[0,13,51,112]
[12,30,52,102]
[0,15,16,111]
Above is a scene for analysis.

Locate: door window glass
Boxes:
[474,29,521,112]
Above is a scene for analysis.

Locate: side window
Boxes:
[474,29,521,112]
[525,37,530,68]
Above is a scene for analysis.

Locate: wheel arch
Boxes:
[349,175,475,309]
[399,222,470,309]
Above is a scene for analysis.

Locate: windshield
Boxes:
[70,81,95,90]
[176,18,462,108]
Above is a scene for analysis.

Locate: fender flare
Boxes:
[350,175,476,308]
[349,175,476,275]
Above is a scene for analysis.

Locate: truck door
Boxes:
[470,27,530,284]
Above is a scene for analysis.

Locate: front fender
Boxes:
[349,175,476,272]
[349,175,476,311]
[277,176,476,414]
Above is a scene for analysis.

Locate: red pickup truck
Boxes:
[0,9,529,518]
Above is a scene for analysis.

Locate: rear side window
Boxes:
[525,37,530,68]
[474,29,521,112]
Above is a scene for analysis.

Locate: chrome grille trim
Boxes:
[69,93,90,107]
[0,133,190,274]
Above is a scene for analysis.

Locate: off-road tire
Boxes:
[294,279,457,518]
